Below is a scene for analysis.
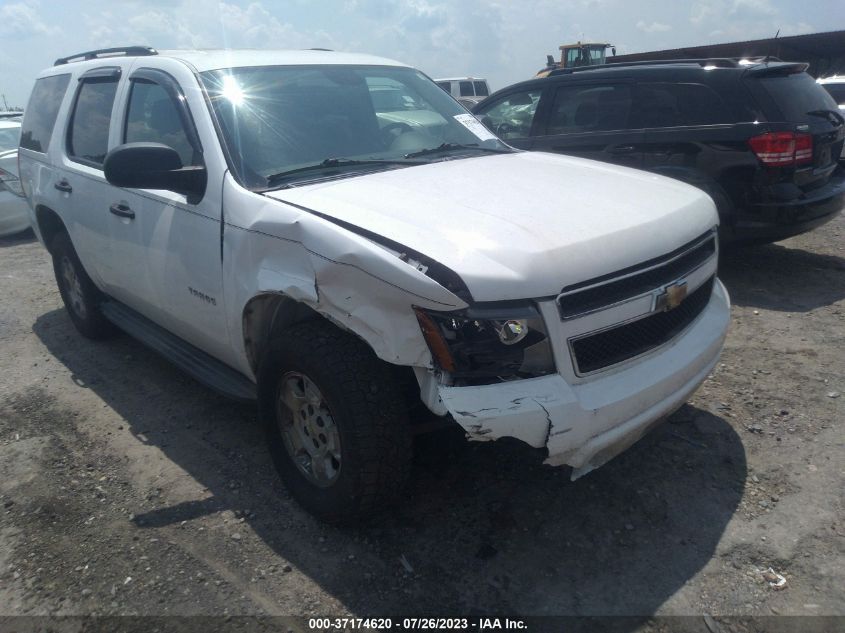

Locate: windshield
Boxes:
[0,125,21,153]
[201,65,509,190]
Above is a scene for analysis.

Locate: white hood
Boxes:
[265,152,717,302]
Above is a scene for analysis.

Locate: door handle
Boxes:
[109,202,135,219]
[54,179,73,193]
[609,144,636,154]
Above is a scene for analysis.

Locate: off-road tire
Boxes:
[51,232,116,339]
[259,319,412,523]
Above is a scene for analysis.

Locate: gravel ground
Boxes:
[0,216,843,627]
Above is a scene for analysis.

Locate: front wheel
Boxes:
[259,320,412,523]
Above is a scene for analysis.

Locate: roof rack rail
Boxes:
[546,58,751,77]
[546,56,787,77]
[54,46,158,66]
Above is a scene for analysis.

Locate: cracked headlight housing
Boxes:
[415,303,556,385]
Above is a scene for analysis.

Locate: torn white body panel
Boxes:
[440,280,730,478]
[222,173,468,378]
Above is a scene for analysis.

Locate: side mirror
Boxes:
[104,142,206,199]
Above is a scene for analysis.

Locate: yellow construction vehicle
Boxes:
[536,42,616,77]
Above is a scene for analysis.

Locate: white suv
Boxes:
[19,47,730,522]
[818,76,845,159]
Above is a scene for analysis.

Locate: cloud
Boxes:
[0,0,840,111]
[636,20,672,33]
[690,1,722,25]
[730,0,777,16]
[0,0,59,38]
[777,21,815,36]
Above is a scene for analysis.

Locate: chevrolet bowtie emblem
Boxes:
[656,281,688,312]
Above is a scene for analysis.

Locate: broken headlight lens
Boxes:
[415,303,556,385]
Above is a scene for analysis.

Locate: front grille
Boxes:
[570,277,715,374]
[557,231,716,319]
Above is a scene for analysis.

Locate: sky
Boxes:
[0,0,843,108]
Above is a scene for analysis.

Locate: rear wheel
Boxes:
[259,320,412,523]
[51,232,115,339]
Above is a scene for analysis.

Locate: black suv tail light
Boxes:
[749,131,813,167]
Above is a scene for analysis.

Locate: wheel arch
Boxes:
[242,292,325,376]
[34,204,67,253]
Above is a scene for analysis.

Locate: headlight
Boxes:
[414,303,556,385]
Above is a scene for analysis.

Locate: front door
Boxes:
[104,66,231,363]
[530,81,645,170]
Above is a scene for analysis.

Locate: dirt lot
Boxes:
[0,216,843,628]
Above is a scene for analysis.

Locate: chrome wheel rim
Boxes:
[276,371,342,487]
[60,256,87,319]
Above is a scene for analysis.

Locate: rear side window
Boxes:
[752,73,839,122]
[546,83,632,134]
[821,83,845,105]
[124,80,198,167]
[631,83,733,128]
[68,78,119,166]
[436,81,451,92]
[473,81,489,97]
[20,74,71,152]
[459,81,474,97]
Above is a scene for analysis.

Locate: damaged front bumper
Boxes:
[438,280,730,478]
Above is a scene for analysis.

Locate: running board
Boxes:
[100,301,257,402]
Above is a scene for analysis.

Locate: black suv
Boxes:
[473,59,845,244]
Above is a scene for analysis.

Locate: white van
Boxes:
[435,77,490,107]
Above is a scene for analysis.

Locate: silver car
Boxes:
[0,116,30,237]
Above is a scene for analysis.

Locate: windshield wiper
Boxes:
[264,157,426,189]
[404,143,513,159]
[807,109,844,126]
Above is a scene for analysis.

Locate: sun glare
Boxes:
[221,75,245,106]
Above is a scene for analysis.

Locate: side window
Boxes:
[631,83,733,128]
[477,90,542,139]
[473,81,489,97]
[124,80,198,166]
[68,78,119,166]
[436,81,451,93]
[459,81,474,97]
[822,83,845,105]
[20,74,71,152]
[545,83,632,135]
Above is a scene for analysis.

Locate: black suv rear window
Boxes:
[20,74,71,153]
[753,72,839,122]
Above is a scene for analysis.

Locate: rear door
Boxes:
[59,66,125,287]
[634,79,758,214]
[530,80,644,169]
